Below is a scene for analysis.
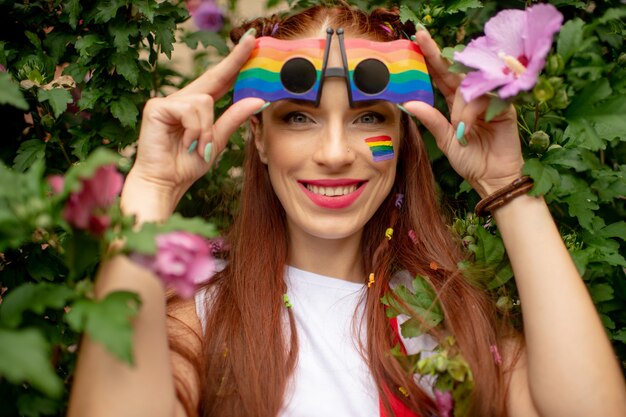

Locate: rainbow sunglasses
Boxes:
[233,28,434,107]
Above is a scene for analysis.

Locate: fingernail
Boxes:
[410,35,416,41]
[415,23,427,33]
[396,104,412,115]
[187,140,198,154]
[456,122,467,146]
[253,102,271,115]
[241,28,257,41]
[204,142,213,162]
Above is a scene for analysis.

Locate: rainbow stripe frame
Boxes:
[233,34,434,106]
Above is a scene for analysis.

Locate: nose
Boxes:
[312,117,356,170]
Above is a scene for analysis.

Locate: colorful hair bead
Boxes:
[398,386,410,397]
[395,193,404,208]
[408,229,418,244]
[385,227,394,240]
[367,273,375,288]
[283,294,293,308]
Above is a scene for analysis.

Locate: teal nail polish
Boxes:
[241,28,257,41]
[187,140,198,153]
[456,122,467,146]
[410,35,416,41]
[203,142,213,162]
[253,102,271,115]
[396,104,412,116]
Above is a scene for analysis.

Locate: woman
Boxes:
[68,4,626,417]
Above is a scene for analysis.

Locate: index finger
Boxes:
[173,30,257,99]
[414,30,462,101]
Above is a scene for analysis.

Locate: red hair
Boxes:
[171,5,515,417]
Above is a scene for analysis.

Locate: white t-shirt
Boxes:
[194,266,437,416]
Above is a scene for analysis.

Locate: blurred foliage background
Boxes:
[0,0,624,415]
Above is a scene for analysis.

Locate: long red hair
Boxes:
[170,5,514,417]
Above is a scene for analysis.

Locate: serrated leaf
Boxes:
[109,23,137,53]
[110,95,138,127]
[541,148,594,172]
[66,291,141,365]
[77,87,103,111]
[94,0,123,23]
[487,261,513,290]
[37,88,73,118]
[522,158,560,195]
[0,328,63,398]
[0,283,74,328]
[473,227,504,269]
[13,139,45,172]
[562,190,598,230]
[614,329,626,344]
[596,222,626,242]
[590,283,614,304]
[399,4,420,26]
[557,18,585,63]
[566,79,612,120]
[152,19,176,58]
[64,0,82,29]
[111,52,140,85]
[0,72,28,109]
[441,45,465,61]
[181,31,228,55]
[446,0,483,13]
[75,34,107,60]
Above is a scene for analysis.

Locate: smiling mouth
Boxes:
[304,183,362,197]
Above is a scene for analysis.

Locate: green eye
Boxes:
[284,112,313,124]
[357,112,384,124]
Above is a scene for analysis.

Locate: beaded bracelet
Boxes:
[475,176,534,217]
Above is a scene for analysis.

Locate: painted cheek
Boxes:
[364,135,395,162]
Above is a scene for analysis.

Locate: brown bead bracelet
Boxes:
[475,176,534,217]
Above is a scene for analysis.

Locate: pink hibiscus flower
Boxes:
[131,231,216,299]
[454,4,563,103]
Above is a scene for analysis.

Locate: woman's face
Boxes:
[252,34,402,242]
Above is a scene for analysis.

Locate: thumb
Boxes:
[212,98,266,152]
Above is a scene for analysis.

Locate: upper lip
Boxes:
[298,178,364,187]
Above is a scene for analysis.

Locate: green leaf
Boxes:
[152,18,177,59]
[473,227,504,269]
[522,158,560,195]
[109,22,137,53]
[0,72,29,109]
[557,18,585,63]
[485,95,510,122]
[75,34,107,60]
[64,0,82,29]
[614,329,626,344]
[77,87,103,111]
[487,261,513,290]
[110,95,138,127]
[596,222,626,242]
[66,291,141,365]
[0,328,63,398]
[541,148,596,172]
[0,283,75,328]
[13,139,46,173]
[565,79,611,120]
[37,88,73,118]
[111,52,140,85]
[446,0,483,14]
[399,4,420,26]
[93,0,124,23]
[562,190,598,230]
[590,283,614,304]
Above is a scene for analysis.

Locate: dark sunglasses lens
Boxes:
[353,59,389,95]
[280,58,317,94]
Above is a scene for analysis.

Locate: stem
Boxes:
[533,103,539,132]
[57,137,73,167]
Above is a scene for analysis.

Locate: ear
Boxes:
[250,115,268,164]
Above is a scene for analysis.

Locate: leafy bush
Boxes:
[0,0,624,415]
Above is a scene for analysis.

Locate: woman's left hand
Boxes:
[402,29,524,198]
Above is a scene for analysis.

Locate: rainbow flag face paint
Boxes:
[365,135,394,162]
[233,28,434,107]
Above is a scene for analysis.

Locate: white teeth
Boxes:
[305,184,358,196]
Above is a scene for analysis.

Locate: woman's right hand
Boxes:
[122,30,265,222]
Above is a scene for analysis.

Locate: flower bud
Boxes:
[533,78,554,102]
[529,130,550,154]
[545,54,564,75]
[548,76,563,89]
[496,296,514,311]
[550,88,569,109]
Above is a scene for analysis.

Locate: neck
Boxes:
[286,225,365,283]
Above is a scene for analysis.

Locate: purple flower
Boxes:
[61,165,124,236]
[132,231,216,299]
[454,4,563,102]
[192,0,224,32]
[434,390,453,417]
